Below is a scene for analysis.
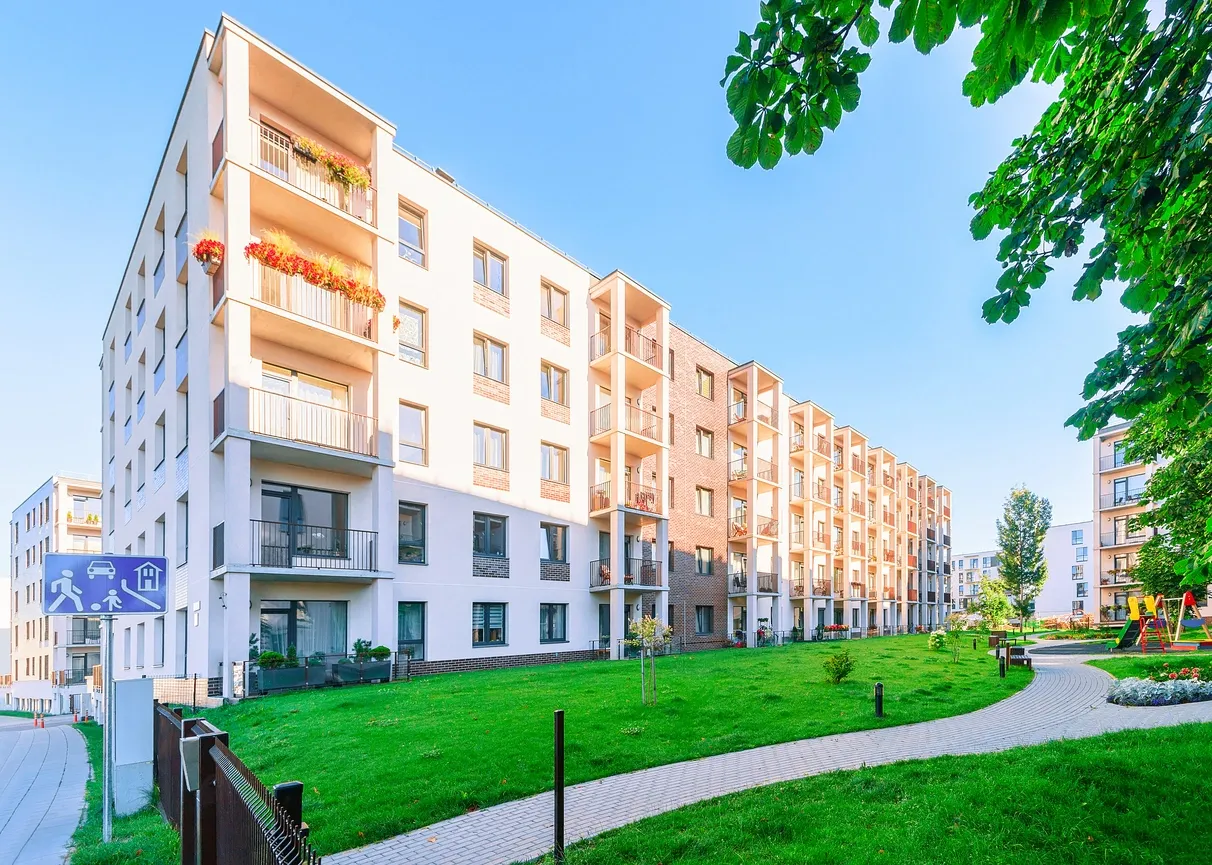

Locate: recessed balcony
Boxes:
[246,388,376,458]
[850,455,864,475]
[1100,491,1144,510]
[590,558,662,589]
[589,480,662,515]
[789,432,804,453]
[1100,531,1149,548]
[883,472,895,489]
[883,509,895,526]
[728,571,778,595]
[1100,569,1140,586]
[790,480,804,501]
[812,435,832,458]
[250,261,377,342]
[1100,453,1143,472]
[250,519,378,573]
[812,483,831,505]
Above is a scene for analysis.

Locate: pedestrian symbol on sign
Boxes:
[48,569,84,613]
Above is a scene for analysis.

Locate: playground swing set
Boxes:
[1114,591,1212,653]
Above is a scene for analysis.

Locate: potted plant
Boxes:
[362,645,393,682]
[305,651,328,686]
[258,648,304,691]
[191,229,225,275]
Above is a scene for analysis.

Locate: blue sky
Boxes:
[0,2,1132,554]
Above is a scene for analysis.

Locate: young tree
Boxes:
[971,581,1012,630]
[626,616,674,705]
[995,487,1052,625]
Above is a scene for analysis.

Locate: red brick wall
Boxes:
[540,479,570,502]
[473,375,510,404]
[540,316,570,346]
[541,399,570,424]
[473,284,510,316]
[473,465,510,491]
[666,326,732,650]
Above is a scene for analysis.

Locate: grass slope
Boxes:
[201,636,1030,853]
[538,723,1212,865]
[69,722,179,865]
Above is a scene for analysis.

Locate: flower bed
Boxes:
[244,233,384,311]
[1107,676,1212,706]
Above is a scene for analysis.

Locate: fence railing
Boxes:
[624,404,662,440]
[249,388,376,456]
[251,261,377,340]
[590,558,661,588]
[252,118,374,227]
[624,326,662,367]
[250,519,378,571]
[213,740,320,865]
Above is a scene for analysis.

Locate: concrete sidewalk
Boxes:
[0,722,88,865]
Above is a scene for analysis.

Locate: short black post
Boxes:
[972,637,977,650]
[999,655,1006,678]
[554,709,565,864]
[874,682,884,718]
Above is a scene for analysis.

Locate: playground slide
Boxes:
[1115,618,1140,650]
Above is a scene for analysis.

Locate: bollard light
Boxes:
[874,682,884,718]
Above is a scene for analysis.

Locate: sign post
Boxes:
[43,553,168,843]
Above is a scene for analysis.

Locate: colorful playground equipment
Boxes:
[1115,592,1212,652]
[1171,591,1212,645]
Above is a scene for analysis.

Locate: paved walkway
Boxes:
[0,719,88,865]
[330,646,1212,865]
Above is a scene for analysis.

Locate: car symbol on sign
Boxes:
[86,560,116,579]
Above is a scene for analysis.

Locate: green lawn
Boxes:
[1088,655,1210,679]
[200,635,1030,854]
[536,723,1212,865]
[69,722,179,865]
[0,710,33,718]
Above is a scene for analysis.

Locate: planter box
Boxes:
[362,660,392,683]
[260,666,305,692]
[333,663,362,684]
[305,664,328,686]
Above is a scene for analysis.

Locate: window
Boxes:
[398,602,425,660]
[1071,564,1084,579]
[695,547,714,575]
[473,246,506,294]
[260,600,348,656]
[695,367,714,399]
[1076,546,1088,563]
[695,487,714,516]
[473,424,507,469]
[153,617,165,666]
[1071,529,1084,545]
[473,513,507,557]
[668,414,675,445]
[1076,582,1088,598]
[1113,474,1146,504]
[540,282,567,327]
[668,349,675,379]
[1072,600,1085,612]
[399,403,427,465]
[398,203,426,266]
[539,603,568,643]
[397,304,426,366]
[473,335,507,382]
[472,602,506,646]
[695,427,714,458]
[695,606,714,635]
[259,483,348,556]
[540,523,567,562]
[398,502,426,564]
[540,443,568,483]
[540,362,567,405]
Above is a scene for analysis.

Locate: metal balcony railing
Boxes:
[1101,569,1140,585]
[927,527,936,541]
[756,571,778,593]
[790,529,804,547]
[907,486,917,501]
[624,405,662,441]
[813,483,831,504]
[590,558,661,588]
[790,481,804,500]
[250,520,378,570]
[589,405,611,437]
[813,435,831,457]
[756,517,779,538]
[729,516,750,539]
[248,388,376,456]
[884,550,896,563]
[851,541,865,557]
[1100,491,1144,509]
[1101,531,1148,547]
[729,400,747,424]
[812,580,830,596]
[251,262,377,340]
[907,520,918,535]
[251,119,376,225]
[589,328,611,361]
[883,472,895,488]
[756,459,777,483]
[883,509,895,525]
[813,529,828,547]
[851,455,864,474]
[850,499,864,516]
[1100,452,1143,471]
[729,458,749,482]
[790,578,805,598]
[624,326,662,368]
[789,432,804,453]
[942,534,951,546]
[69,623,102,645]
[756,401,775,425]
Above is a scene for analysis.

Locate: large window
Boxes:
[398,602,425,660]
[1071,564,1084,579]
[259,483,349,558]
[539,603,567,643]
[398,502,426,564]
[1113,474,1146,504]
[540,523,567,562]
[696,367,714,399]
[540,443,568,484]
[473,513,507,557]
[1076,546,1088,563]
[259,600,348,657]
[1071,529,1084,545]
[695,427,714,458]
[261,363,348,409]
[399,403,427,465]
[695,487,714,516]
[540,282,567,327]
[695,605,714,635]
[1076,582,1088,598]
[472,602,506,646]
[473,335,507,382]
[473,246,506,295]
[398,304,426,366]
[540,362,567,405]
[695,547,714,575]
[398,203,426,266]
[474,424,507,469]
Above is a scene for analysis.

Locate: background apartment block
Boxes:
[7,475,103,715]
[99,16,954,699]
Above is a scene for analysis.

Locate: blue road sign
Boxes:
[42,553,168,616]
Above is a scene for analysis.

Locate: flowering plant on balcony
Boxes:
[824,623,848,632]
[392,315,401,332]
[292,136,372,191]
[244,229,385,312]
[192,229,225,274]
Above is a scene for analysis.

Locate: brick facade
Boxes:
[472,554,510,579]
[473,465,510,491]
[540,316,570,346]
[540,560,571,581]
[540,398,570,424]
[666,326,731,650]
[473,284,510,316]
[540,479,570,503]
[474,374,510,404]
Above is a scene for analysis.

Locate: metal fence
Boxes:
[153,705,184,829]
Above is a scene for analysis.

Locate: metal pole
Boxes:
[999,655,1006,678]
[553,709,565,864]
[874,682,884,718]
[102,614,114,843]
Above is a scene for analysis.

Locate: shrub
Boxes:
[927,629,947,651]
[370,645,392,661]
[285,645,299,668]
[258,651,286,670]
[1107,677,1212,706]
[823,647,855,684]
[307,651,326,667]
[353,638,373,661]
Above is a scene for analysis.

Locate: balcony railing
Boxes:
[790,529,804,547]
[757,571,778,593]
[624,326,662,368]
[867,504,877,521]
[589,328,611,361]
[1101,569,1140,585]
[729,571,777,593]
[942,534,951,546]
[907,486,917,501]
[833,539,845,554]
[927,559,937,572]
[927,591,938,603]
[927,497,936,510]
[756,459,777,483]
[883,509,895,526]
[623,481,661,512]
[812,580,830,596]
[907,520,918,534]
[729,458,749,482]
[850,499,864,515]
[791,578,805,598]
[1100,452,1142,471]
[813,529,828,547]
[790,481,804,500]
[251,262,376,340]
[590,482,612,512]
[756,517,779,538]
[907,554,918,568]
[1101,531,1148,547]
[789,432,804,453]
[591,558,661,588]
[926,527,936,541]
[884,472,895,488]
[624,405,662,441]
[69,623,101,645]
[851,455,864,474]
[884,550,896,563]
[813,483,831,504]
[908,589,919,601]
[851,541,865,557]
[729,516,749,538]
[250,520,377,570]
[813,435,831,457]
[1100,491,1144,509]
[589,405,611,437]
[251,119,376,225]
[729,401,747,424]
[756,401,775,425]
[248,388,376,456]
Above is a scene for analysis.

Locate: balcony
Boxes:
[850,455,864,474]
[756,401,776,426]
[927,591,938,603]
[729,400,747,425]
[907,486,917,501]
[833,539,845,555]
[812,483,831,504]
[813,529,828,548]
[248,388,376,457]
[942,534,951,546]
[790,480,804,500]
[1100,532,1148,548]
[813,435,832,457]
[850,499,864,516]
[756,459,777,484]
[624,326,662,369]
[907,554,918,568]
[908,589,919,601]
[69,622,101,646]
[590,558,661,588]
[943,562,952,575]
[1101,569,1140,586]
[791,578,805,598]
[927,559,937,572]
[884,550,896,563]
[589,406,611,437]
[851,541,865,557]
[729,458,749,482]
[251,262,376,341]
[755,517,779,539]
[883,472,895,488]
[790,528,804,548]
[251,119,376,226]
[66,510,102,528]
[927,497,936,510]
[907,519,917,535]
[1100,491,1144,509]
[1100,452,1142,471]
[728,571,778,594]
[926,527,936,541]
[812,580,830,596]
[728,516,749,539]
[943,593,951,604]
[590,481,661,514]
[250,520,378,571]
[883,509,895,526]
[624,405,662,441]
[790,432,804,453]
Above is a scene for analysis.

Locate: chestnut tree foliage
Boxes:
[722,0,1212,577]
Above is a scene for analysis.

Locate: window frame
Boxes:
[398,202,427,267]
[540,522,567,563]
[473,423,508,470]
[540,281,568,327]
[539,602,568,644]
[695,546,714,576]
[398,502,427,565]
[473,512,508,558]
[695,605,714,636]
[473,245,507,295]
[695,486,714,517]
[540,361,568,406]
[695,367,714,400]
[695,427,714,459]
[397,303,427,367]
[473,334,508,383]
[472,601,507,646]
[540,442,569,485]
[398,402,428,465]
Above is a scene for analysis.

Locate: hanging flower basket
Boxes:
[192,234,225,275]
[244,231,385,312]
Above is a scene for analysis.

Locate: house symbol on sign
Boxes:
[135,561,163,592]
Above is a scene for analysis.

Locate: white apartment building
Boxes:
[100,17,952,699]
[7,475,103,715]
[951,549,998,611]
[1091,421,1158,623]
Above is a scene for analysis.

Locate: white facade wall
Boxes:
[1036,521,1094,617]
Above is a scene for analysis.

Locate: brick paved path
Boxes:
[0,719,88,865]
[330,647,1212,865]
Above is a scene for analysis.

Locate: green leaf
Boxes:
[736,31,752,58]
[971,209,995,240]
[720,55,745,87]
[726,123,762,168]
[758,132,783,169]
[726,72,757,126]
[889,0,920,43]
[803,119,824,153]
[837,82,861,112]
[857,13,880,45]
